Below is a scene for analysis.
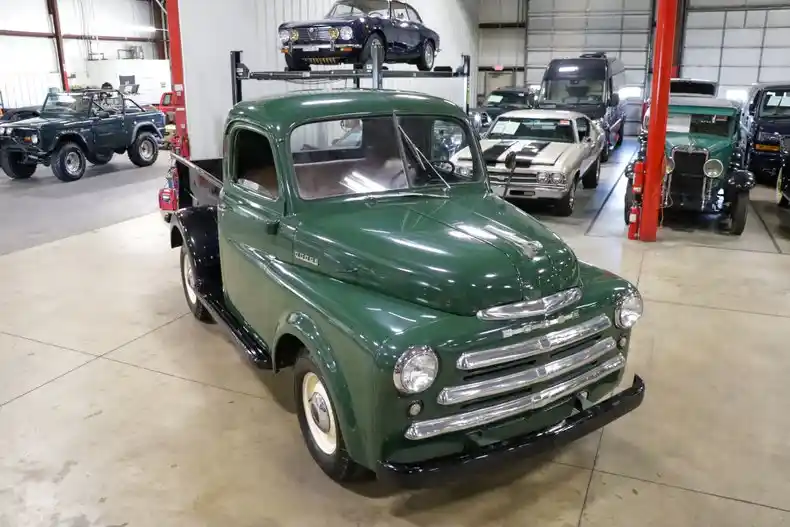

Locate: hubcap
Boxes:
[65,151,82,175]
[425,44,434,69]
[183,255,197,305]
[140,139,154,161]
[302,372,338,455]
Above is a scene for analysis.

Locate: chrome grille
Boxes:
[672,149,707,174]
[297,27,335,41]
[406,313,622,440]
[488,170,537,184]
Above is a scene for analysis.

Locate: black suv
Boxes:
[740,83,790,182]
[0,89,166,182]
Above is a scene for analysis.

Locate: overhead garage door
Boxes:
[681,0,790,102]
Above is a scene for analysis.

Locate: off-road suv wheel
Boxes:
[51,142,86,182]
[0,150,36,179]
[582,157,601,189]
[128,131,159,167]
[87,151,113,165]
[294,351,371,483]
[180,246,212,322]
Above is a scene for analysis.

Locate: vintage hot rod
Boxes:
[278,0,439,71]
[632,95,755,235]
[163,89,645,487]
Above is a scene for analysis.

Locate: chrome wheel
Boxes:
[139,139,155,161]
[182,254,197,305]
[65,151,82,176]
[424,43,435,69]
[569,181,576,208]
[302,372,338,455]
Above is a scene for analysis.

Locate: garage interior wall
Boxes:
[180,0,479,160]
[681,0,790,101]
[0,0,159,107]
[478,0,652,135]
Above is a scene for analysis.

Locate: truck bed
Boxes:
[171,154,223,209]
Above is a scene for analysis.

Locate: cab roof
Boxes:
[668,95,739,110]
[227,89,466,131]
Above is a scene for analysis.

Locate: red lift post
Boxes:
[636,0,678,242]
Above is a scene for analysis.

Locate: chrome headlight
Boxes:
[29,134,39,145]
[537,172,549,184]
[550,172,565,185]
[703,158,724,178]
[393,346,439,395]
[279,30,291,43]
[615,291,643,329]
[339,26,353,40]
[665,156,674,175]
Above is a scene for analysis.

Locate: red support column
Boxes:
[640,0,678,242]
[47,0,69,91]
[166,0,189,158]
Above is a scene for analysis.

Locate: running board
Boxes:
[198,289,273,370]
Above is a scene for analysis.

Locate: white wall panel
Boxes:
[0,37,61,107]
[179,0,479,160]
[0,0,51,32]
[682,5,790,98]
[58,0,155,37]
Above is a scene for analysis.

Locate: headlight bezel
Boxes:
[278,29,291,43]
[550,172,566,185]
[339,26,354,40]
[615,291,643,329]
[665,156,675,175]
[703,158,724,178]
[393,346,439,395]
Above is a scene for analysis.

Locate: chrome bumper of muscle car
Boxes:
[285,43,362,51]
[406,313,623,441]
[488,170,569,199]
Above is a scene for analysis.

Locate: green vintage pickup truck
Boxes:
[166,89,645,487]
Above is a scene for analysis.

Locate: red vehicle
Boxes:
[154,92,176,124]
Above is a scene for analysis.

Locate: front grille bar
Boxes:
[438,337,617,406]
[405,353,626,440]
[457,314,611,371]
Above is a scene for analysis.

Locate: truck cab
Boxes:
[535,52,627,162]
[166,88,645,487]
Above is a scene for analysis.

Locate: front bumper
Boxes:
[491,182,567,200]
[377,374,645,488]
[282,42,362,63]
[0,137,47,162]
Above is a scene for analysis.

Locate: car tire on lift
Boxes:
[555,177,577,217]
[582,157,601,189]
[293,351,371,484]
[0,150,36,179]
[730,191,749,236]
[360,33,385,70]
[180,246,212,322]
[416,40,435,71]
[51,141,87,182]
[128,131,159,167]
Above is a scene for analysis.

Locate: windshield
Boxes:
[541,60,606,104]
[40,93,92,115]
[486,117,576,143]
[328,0,390,17]
[665,112,734,137]
[290,115,482,200]
[486,91,526,106]
[759,89,790,117]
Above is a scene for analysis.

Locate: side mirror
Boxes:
[504,151,517,172]
[96,111,110,118]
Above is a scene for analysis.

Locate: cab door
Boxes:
[218,123,292,343]
[91,100,126,150]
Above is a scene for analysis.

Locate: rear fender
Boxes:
[171,206,221,291]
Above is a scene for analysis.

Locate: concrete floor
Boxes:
[2,142,790,526]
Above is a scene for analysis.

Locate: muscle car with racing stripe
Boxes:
[278,0,439,71]
[451,110,605,216]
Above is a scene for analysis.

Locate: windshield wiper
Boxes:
[395,121,452,192]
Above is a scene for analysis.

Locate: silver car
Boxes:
[453,109,605,216]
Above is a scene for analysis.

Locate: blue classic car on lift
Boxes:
[278,0,440,72]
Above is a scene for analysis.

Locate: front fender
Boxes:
[725,168,755,192]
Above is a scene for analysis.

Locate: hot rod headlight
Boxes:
[339,26,354,40]
[279,30,291,43]
[394,346,439,395]
[703,158,724,178]
[615,291,643,329]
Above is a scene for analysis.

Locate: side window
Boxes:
[162,93,172,106]
[392,2,408,19]
[432,119,467,160]
[232,128,280,200]
[406,7,422,23]
[576,118,589,141]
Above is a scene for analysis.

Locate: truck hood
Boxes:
[2,115,75,129]
[666,134,733,157]
[455,139,570,167]
[292,194,580,316]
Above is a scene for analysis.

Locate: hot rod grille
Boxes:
[673,150,707,174]
[297,27,335,41]
[669,173,704,196]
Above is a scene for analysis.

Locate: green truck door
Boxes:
[218,125,291,341]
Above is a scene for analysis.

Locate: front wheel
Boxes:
[777,167,789,208]
[600,135,610,163]
[416,40,435,71]
[360,34,385,70]
[128,132,159,167]
[555,179,576,217]
[0,150,36,179]
[294,353,370,483]
[729,192,749,236]
[51,142,86,182]
[581,157,600,189]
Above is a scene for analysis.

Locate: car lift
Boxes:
[229,43,472,113]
